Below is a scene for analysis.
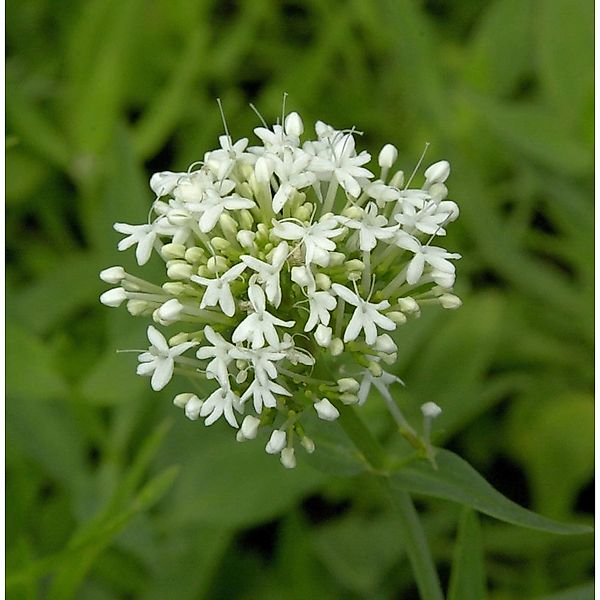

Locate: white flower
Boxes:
[241,377,292,413]
[196,326,235,386]
[332,284,396,345]
[191,262,246,317]
[395,201,454,236]
[204,136,254,179]
[305,291,337,332]
[240,242,288,307]
[273,216,345,266]
[150,171,187,197]
[114,222,158,265]
[232,285,294,349]
[314,398,340,421]
[340,202,398,252]
[271,150,316,212]
[395,237,461,285]
[311,133,374,197]
[137,326,196,391]
[200,387,241,427]
[358,368,404,406]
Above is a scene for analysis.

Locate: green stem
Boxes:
[333,401,444,600]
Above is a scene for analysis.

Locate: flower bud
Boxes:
[211,237,231,251]
[389,170,405,188]
[280,447,297,469]
[378,144,398,169]
[157,298,183,324]
[219,213,238,236]
[424,160,450,185]
[293,203,313,222]
[314,324,332,348]
[185,247,205,264]
[291,266,312,288]
[127,299,149,316]
[185,396,203,420]
[344,259,365,273]
[240,415,261,440]
[99,266,125,284]
[329,338,344,356]
[375,334,397,354]
[173,392,198,409]
[382,352,397,365]
[162,282,187,295]
[315,273,331,290]
[328,252,346,267]
[314,398,340,421]
[255,156,272,184]
[439,293,462,309]
[429,183,448,201]
[207,256,229,274]
[387,311,408,325]
[167,209,191,227]
[342,205,363,219]
[368,361,383,378]
[421,402,442,418]
[237,230,256,249]
[337,378,360,393]
[160,243,186,260]
[239,209,254,230]
[169,332,190,346]
[266,430,287,454]
[284,111,304,136]
[397,297,420,314]
[301,436,315,454]
[167,262,193,280]
[100,287,127,307]
[340,393,359,405]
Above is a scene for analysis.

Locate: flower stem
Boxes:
[333,401,444,600]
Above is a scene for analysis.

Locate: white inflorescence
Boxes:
[100,108,461,468]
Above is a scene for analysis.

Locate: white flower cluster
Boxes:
[100,109,461,468]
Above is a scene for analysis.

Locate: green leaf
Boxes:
[390,449,592,535]
[448,508,486,600]
[532,582,594,600]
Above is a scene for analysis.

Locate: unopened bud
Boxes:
[100,287,127,307]
[340,393,359,405]
[337,377,360,393]
[378,143,398,169]
[162,282,187,295]
[387,311,408,325]
[219,213,238,236]
[368,361,383,378]
[211,237,231,251]
[157,298,183,324]
[207,256,229,274]
[284,111,304,136]
[314,324,332,347]
[342,205,363,219]
[314,398,340,421]
[344,259,365,273]
[280,447,297,469]
[439,293,462,309]
[160,243,186,260]
[237,230,256,249]
[169,332,190,346]
[266,430,287,454]
[167,262,193,280]
[185,247,205,264]
[397,297,420,313]
[255,156,272,184]
[375,334,397,354]
[315,273,331,290]
[328,252,346,267]
[389,170,404,188]
[185,396,203,420]
[240,415,261,440]
[126,299,149,316]
[424,160,450,185]
[99,266,125,284]
[421,402,442,418]
[173,392,198,409]
[301,436,315,454]
[329,338,344,356]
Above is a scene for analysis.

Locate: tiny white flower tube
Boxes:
[421,401,442,418]
[378,143,398,169]
[314,398,340,421]
[241,415,261,440]
[314,324,332,348]
[99,266,125,284]
[280,447,297,469]
[100,287,127,307]
[265,430,287,454]
[284,111,304,136]
[337,377,360,394]
[185,396,204,420]
[424,160,450,185]
[439,293,462,309]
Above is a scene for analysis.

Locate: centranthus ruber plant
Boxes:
[100,106,461,468]
[99,104,590,600]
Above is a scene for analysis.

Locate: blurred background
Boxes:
[6,0,594,598]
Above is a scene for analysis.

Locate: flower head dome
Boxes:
[100,105,461,468]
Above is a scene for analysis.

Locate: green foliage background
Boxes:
[6,0,594,598]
